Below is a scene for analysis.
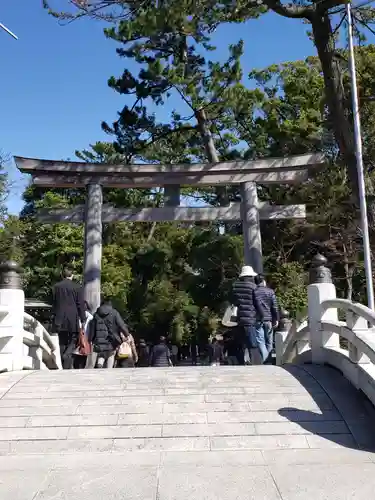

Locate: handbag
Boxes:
[76,328,92,356]
[117,340,132,359]
[222,305,238,327]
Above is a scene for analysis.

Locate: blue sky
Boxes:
[1,0,317,214]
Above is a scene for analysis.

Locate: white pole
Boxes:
[0,22,18,40]
[346,1,374,310]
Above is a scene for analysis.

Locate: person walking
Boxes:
[209,337,224,366]
[89,298,129,368]
[171,344,179,366]
[232,265,265,364]
[149,336,173,367]
[190,336,198,365]
[73,301,93,369]
[52,268,86,369]
[117,332,138,368]
[137,339,150,367]
[224,333,242,365]
[254,274,279,363]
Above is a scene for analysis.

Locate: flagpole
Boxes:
[346,0,374,310]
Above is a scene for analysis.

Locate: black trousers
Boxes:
[116,358,135,368]
[59,331,78,369]
[73,355,87,369]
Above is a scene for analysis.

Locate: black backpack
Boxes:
[93,312,122,349]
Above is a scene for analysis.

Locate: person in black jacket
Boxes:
[209,337,224,366]
[224,333,243,365]
[52,268,86,369]
[137,339,150,368]
[149,336,173,367]
[232,265,265,364]
[89,298,129,368]
[254,274,279,362]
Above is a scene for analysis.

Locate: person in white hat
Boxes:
[239,266,257,279]
[232,265,265,365]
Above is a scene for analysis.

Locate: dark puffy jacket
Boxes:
[149,343,171,367]
[138,344,150,367]
[253,285,279,323]
[90,305,128,353]
[232,277,260,326]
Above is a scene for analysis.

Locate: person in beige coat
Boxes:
[117,333,138,367]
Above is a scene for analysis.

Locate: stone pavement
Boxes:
[0,364,375,499]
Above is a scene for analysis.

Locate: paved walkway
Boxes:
[0,364,375,499]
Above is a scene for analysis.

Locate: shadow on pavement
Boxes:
[278,364,375,453]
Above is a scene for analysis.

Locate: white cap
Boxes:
[239,265,257,277]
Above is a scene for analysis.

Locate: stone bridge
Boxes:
[1,364,375,500]
[1,255,375,498]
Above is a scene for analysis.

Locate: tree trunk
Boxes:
[146,222,157,242]
[146,188,163,242]
[195,108,230,232]
[342,241,354,300]
[311,13,359,204]
[346,269,353,301]
[182,35,229,216]
[195,108,219,164]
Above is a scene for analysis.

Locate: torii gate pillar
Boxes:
[83,183,103,312]
[240,182,263,274]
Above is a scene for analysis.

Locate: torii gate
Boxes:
[15,153,324,311]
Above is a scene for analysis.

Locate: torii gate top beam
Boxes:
[14,153,324,188]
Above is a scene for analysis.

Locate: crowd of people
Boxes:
[193,265,279,366]
[51,268,179,369]
[51,264,279,369]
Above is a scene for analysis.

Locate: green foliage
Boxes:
[270,262,308,319]
[138,280,198,343]
[0,216,24,263]
[188,232,243,309]
[21,221,84,300]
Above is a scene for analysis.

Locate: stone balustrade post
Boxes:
[275,309,292,365]
[29,322,44,370]
[345,310,371,388]
[308,254,339,364]
[0,261,25,371]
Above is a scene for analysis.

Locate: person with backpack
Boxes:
[116,332,138,368]
[89,297,129,368]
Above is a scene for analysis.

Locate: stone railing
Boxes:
[275,311,309,365]
[276,253,375,407]
[0,261,61,371]
[23,312,61,370]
